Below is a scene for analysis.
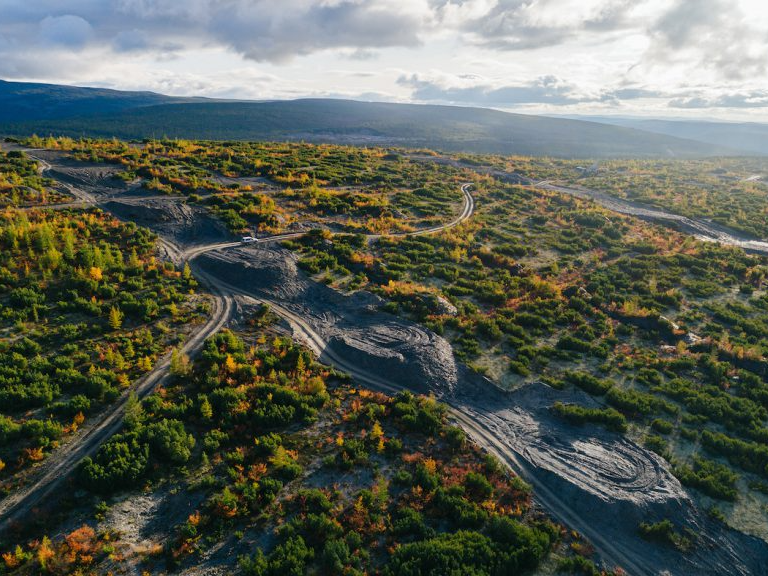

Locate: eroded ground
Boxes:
[5,144,768,575]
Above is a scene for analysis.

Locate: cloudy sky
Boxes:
[1,0,767,120]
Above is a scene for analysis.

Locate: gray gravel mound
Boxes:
[104,198,231,245]
[31,149,128,191]
[454,376,768,576]
[327,323,456,394]
[197,246,458,395]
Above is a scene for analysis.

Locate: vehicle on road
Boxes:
[241,235,257,243]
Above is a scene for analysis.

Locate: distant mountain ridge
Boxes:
[0,79,202,123]
[567,115,768,156]
[0,79,753,158]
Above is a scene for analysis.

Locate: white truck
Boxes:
[240,236,257,243]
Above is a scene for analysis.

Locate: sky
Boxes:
[1,0,768,120]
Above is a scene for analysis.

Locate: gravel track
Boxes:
[6,150,768,575]
[536,181,768,255]
[0,281,235,534]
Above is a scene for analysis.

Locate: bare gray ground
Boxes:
[14,148,768,575]
[198,247,458,396]
[105,197,231,246]
[455,376,768,576]
[196,242,768,576]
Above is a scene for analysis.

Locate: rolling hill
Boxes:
[0,79,747,158]
[0,79,199,123]
[570,116,768,156]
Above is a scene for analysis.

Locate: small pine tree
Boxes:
[182,262,192,281]
[62,229,76,261]
[128,247,141,269]
[124,392,144,430]
[109,306,123,330]
[138,356,153,371]
[170,347,191,377]
[199,396,213,420]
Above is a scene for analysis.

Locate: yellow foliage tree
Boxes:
[370,421,384,440]
[89,266,103,281]
[224,354,237,373]
[108,306,123,330]
[37,536,54,571]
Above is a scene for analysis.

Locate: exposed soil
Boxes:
[105,197,231,246]
[455,377,768,575]
[198,242,768,575]
[197,246,458,396]
[15,148,768,575]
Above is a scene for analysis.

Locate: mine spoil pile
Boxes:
[199,243,768,576]
[20,148,768,576]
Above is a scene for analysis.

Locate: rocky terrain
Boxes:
[198,241,768,576]
[105,197,231,246]
[198,247,459,396]
[12,146,768,575]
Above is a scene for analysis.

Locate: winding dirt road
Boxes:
[5,153,764,574]
[197,271,651,576]
[0,164,472,536]
[0,159,715,573]
[177,182,475,261]
[166,177,649,575]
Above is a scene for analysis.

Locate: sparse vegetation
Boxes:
[3,137,768,571]
[3,328,586,575]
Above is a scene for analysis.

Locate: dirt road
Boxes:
[535,180,768,255]
[0,282,234,533]
[0,159,472,536]
[198,270,652,576]
[6,151,765,575]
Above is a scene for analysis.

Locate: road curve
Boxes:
[0,163,641,572]
[0,160,472,534]
[181,179,649,574]
[177,182,475,262]
[201,272,647,576]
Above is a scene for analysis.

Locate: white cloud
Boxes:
[39,14,93,48]
[0,0,765,119]
[462,0,638,50]
[642,0,768,81]
[399,72,598,105]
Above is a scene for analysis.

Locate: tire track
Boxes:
[0,159,471,534]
